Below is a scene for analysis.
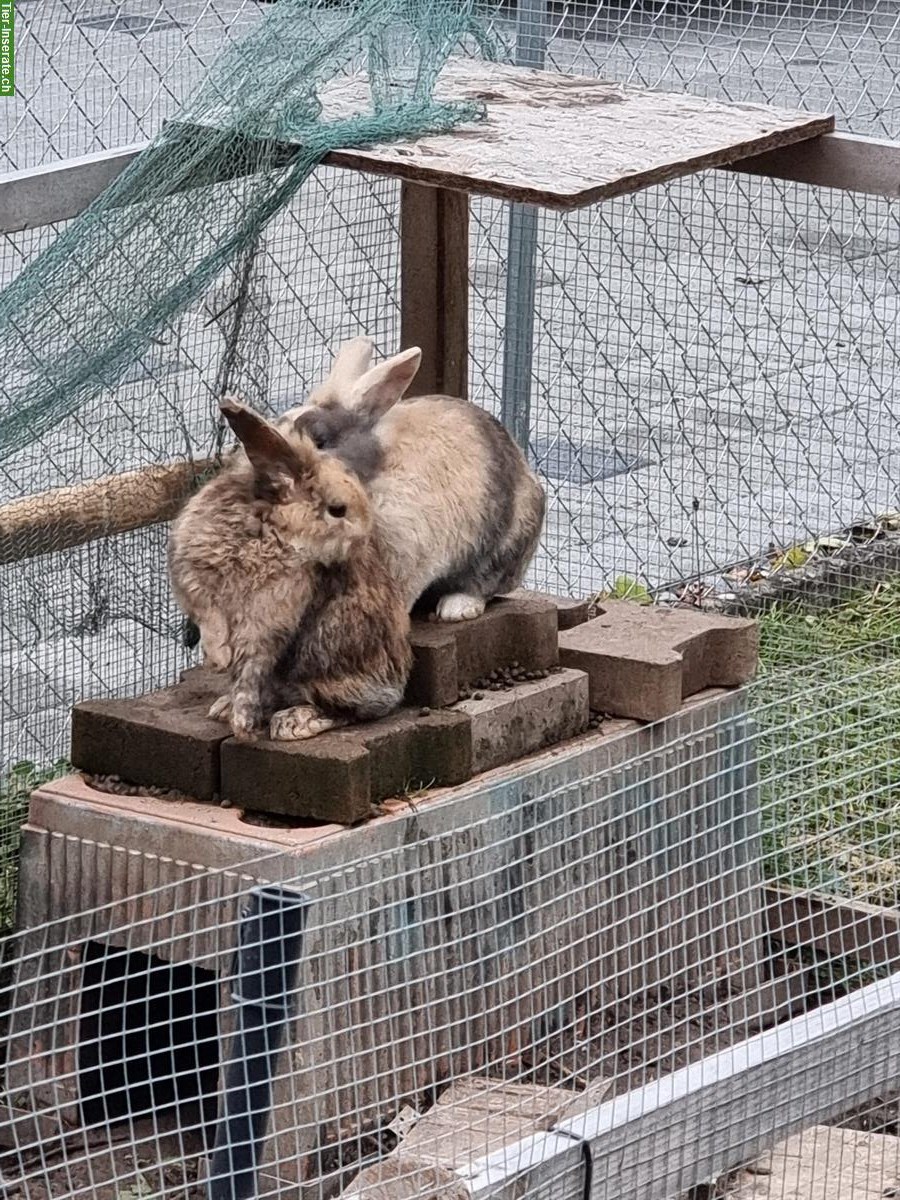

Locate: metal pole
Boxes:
[208,884,313,1200]
[499,0,547,453]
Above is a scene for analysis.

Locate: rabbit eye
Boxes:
[326,503,347,519]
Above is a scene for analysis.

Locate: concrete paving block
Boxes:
[70,669,229,802]
[360,708,473,799]
[219,735,372,825]
[406,593,559,707]
[558,600,758,722]
[220,707,473,823]
[504,589,591,629]
[455,668,590,774]
[405,627,459,709]
[343,1076,612,1197]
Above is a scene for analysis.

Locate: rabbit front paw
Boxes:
[207,694,233,723]
[230,692,265,741]
[270,705,345,741]
[435,593,486,622]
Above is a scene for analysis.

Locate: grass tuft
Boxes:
[756,584,900,905]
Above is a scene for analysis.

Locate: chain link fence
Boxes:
[2,0,264,171]
[9,0,900,175]
[1,5,900,1195]
[468,0,900,597]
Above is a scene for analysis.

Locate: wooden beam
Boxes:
[0,145,144,232]
[727,130,900,199]
[467,969,900,1199]
[0,457,214,563]
[765,884,900,968]
[3,129,899,242]
[400,182,469,399]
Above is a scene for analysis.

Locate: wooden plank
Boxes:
[467,969,900,1200]
[8,125,896,245]
[400,182,469,398]
[765,884,900,969]
[324,60,834,210]
[730,1126,900,1199]
[0,456,214,563]
[728,130,900,199]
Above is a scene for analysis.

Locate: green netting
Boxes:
[0,0,493,459]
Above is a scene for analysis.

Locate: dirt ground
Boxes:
[0,1124,205,1200]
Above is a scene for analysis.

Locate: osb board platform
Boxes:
[322,60,834,209]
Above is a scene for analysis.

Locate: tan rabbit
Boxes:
[168,397,411,742]
[280,338,546,621]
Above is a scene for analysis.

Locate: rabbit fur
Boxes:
[281,338,546,622]
[168,397,411,742]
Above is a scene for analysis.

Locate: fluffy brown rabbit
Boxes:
[168,397,412,742]
[280,338,546,621]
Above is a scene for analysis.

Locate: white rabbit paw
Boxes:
[435,593,486,622]
[270,705,345,741]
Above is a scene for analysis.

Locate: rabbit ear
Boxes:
[220,397,317,498]
[309,337,375,405]
[347,347,422,418]
[329,337,375,388]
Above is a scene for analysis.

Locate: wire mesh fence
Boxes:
[0,1,900,1196]
[8,0,900,176]
[2,0,264,171]
[0,164,402,776]
[470,175,900,596]
[3,655,900,1198]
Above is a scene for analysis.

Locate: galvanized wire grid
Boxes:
[2,659,900,1198]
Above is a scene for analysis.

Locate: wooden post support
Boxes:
[728,131,900,199]
[765,884,900,969]
[0,456,215,563]
[400,182,469,399]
